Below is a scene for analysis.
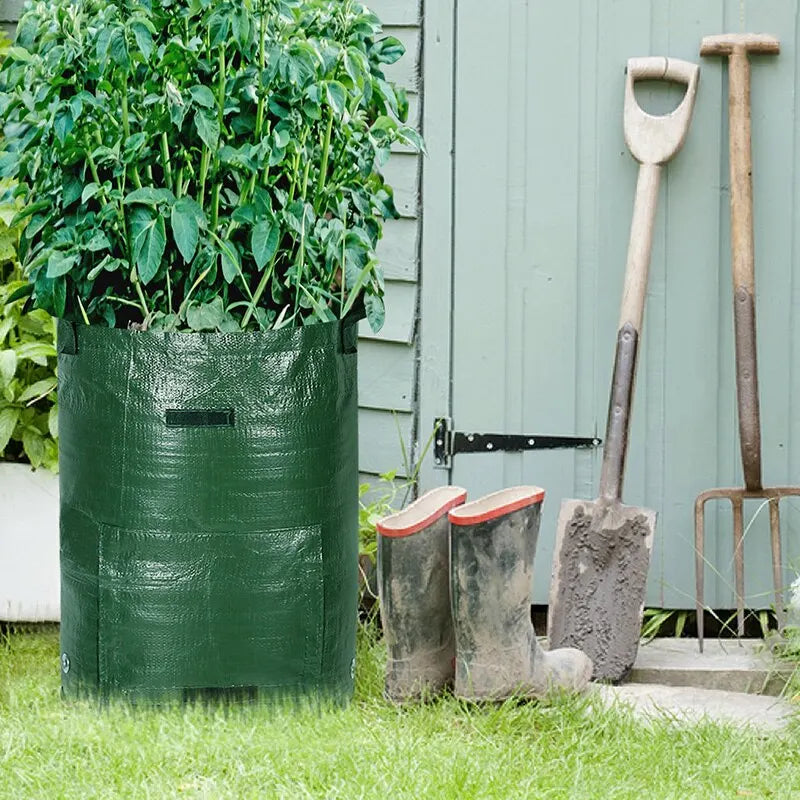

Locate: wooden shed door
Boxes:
[445,0,800,608]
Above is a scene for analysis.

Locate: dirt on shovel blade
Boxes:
[548,499,655,682]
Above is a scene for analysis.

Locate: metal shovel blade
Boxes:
[548,498,656,683]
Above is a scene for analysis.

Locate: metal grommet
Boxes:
[61,653,70,674]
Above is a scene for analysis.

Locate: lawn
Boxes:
[2,625,799,800]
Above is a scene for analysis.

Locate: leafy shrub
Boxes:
[0,191,58,471]
[0,0,422,332]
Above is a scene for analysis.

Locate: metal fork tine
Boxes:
[769,498,785,633]
[732,497,746,637]
[695,495,706,652]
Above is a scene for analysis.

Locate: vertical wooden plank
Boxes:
[417,0,456,492]
[519,1,582,602]
[789,0,800,595]
[659,0,726,609]
[449,0,511,446]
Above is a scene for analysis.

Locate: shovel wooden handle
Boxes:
[599,58,700,502]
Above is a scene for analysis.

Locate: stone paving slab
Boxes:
[594,682,795,732]
[630,638,796,696]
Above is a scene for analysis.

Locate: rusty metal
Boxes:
[695,487,799,649]
[733,287,763,491]
[599,323,639,503]
[695,36,792,652]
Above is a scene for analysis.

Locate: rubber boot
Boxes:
[449,487,593,701]
[377,486,467,702]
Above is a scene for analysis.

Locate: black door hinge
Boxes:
[433,417,601,469]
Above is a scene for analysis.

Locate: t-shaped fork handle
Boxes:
[701,33,780,492]
[700,33,780,57]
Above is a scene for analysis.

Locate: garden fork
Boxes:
[695,34,800,651]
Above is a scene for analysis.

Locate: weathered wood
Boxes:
[358,408,414,477]
[377,218,419,282]
[382,26,421,92]
[368,0,422,27]
[416,0,456,495]
[0,0,23,23]
[383,152,419,219]
[359,340,415,412]
[358,279,416,344]
[434,0,800,609]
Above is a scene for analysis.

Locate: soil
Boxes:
[549,500,655,682]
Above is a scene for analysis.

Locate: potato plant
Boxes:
[0,0,421,332]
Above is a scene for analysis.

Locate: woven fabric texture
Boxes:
[57,319,359,703]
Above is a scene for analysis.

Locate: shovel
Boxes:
[547,57,700,682]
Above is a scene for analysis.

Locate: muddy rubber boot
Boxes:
[449,487,593,701]
[376,486,467,702]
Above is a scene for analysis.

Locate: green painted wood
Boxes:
[358,408,414,477]
[377,218,419,282]
[368,0,422,27]
[440,0,800,610]
[359,340,416,412]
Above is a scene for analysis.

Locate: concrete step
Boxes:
[594,682,795,732]
[630,638,796,696]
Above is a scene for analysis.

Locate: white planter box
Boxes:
[0,462,59,621]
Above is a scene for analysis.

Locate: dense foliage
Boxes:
[0,0,421,332]
[0,191,58,470]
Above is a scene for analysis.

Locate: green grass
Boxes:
[2,626,800,800]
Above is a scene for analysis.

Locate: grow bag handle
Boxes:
[57,319,79,356]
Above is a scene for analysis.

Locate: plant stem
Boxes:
[241,251,278,329]
[166,268,173,314]
[177,266,211,318]
[108,295,145,310]
[120,74,142,189]
[85,147,101,186]
[76,295,90,325]
[198,148,210,211]
[315,107,333,210]
[160,133,173,192]
[210,183,220,231]
[132,273,151,319]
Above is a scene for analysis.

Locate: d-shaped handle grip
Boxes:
[624,56,700,165]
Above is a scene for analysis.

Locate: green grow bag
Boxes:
[57,317,359,703]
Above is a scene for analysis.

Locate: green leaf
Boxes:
[5,284,33,304]
[186,297,225,331]
[15,341,56,365]
[22,427,45,468]
[81,182,100,204]
[109,27,130,68]
[63,174,82,206]
[364,293,385,333]
[124,187,176,206]
[171,198,200,263]
[131,21,154,61]
[374,37,405,65]
[0,349,17,386]
[195,109,220,150]
[130,207,166,285]
[0,407,20,453]
[189,85,215,108]
[251,220,279,271]
[54,109,74,144]
[87,231,112,252]
[324,81,348,116]
[219,239,241,283]
[46,252,78,278]
[18,377,57,404]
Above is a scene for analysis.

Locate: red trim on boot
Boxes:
[377,486,468,538]
[448,486,545,527]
